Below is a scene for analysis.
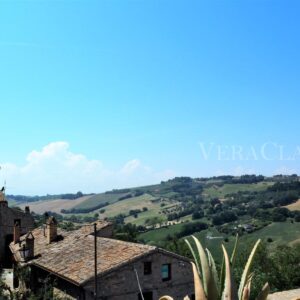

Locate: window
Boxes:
[144,262,152,275]
[161,264,171,281]
[138,291,153,300]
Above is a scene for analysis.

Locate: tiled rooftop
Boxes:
[10,221,156,285]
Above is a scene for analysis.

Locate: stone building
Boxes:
[0,188,34,267]
[10,219,194,300]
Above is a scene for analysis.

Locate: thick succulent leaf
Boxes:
[230,234,239,267]
[241,286,250,300]
[238,239,261,300]
[192,236,210,296]
[241,274,253,300]
[219,255,226,297]
[255,283,270,300]
[184,296,191,300]
[185,238,201,276]
[222,244,238,300]
[192,262,207,300]
[159,297,174,300]
[206,248,220,298]
[220,235,239,298]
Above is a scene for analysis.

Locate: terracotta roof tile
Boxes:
[10,221,156,285]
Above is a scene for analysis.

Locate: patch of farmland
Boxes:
[101,193,167,219]
[71,192,131,210]
[125,200,179,226]
[19,195,93,214]
[285,199,300,211]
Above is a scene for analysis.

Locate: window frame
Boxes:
[161,263,171,281]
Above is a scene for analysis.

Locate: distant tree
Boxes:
[175,222,208,238]
[212,211,237,225]
[76,191,83,198]
[192,211,204,220]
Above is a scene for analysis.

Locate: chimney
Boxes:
[0,190,8,207]
[14,222,20,244]
[25,206,30,214]
[25,233,35,259]
[46,216,57,244]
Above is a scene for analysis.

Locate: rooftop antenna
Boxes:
[0,166,5,202]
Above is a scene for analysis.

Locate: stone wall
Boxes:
[83,251,194,300]
[0,202,34,263]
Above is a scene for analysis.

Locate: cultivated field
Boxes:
[19,195,93,214]
[72,192,130,210]
[99,194,178,225]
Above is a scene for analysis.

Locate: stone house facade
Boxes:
[83,250,194,300]
[0,189,34,267]
[10,219,194,300]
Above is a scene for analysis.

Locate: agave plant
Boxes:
[160,235,269,300]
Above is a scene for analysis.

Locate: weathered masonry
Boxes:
[0,189,34,267]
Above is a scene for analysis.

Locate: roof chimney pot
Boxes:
[46,216,57,244]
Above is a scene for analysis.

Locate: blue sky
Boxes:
[0,0,300,194]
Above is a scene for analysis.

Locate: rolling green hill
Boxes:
[139,222,300,261]
[10,174,300,255]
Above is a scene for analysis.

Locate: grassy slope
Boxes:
[72,192,130,209]
[19,195,93,214]
[203,181,273,198]
[124,201,176,226]
[139,222,300,262]
[101,193,157,217]
[194,222,300,261]
[139,222,189,243]
[98,193,178,223]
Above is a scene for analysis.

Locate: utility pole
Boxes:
[94,223,98,300]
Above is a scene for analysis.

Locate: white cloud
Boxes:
[120,159,143,175]
[0,142,176,195]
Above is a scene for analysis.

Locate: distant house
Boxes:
[238,224,254,232]
[0,189,34,267]
[10,219,194,300]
